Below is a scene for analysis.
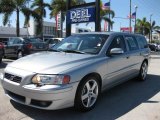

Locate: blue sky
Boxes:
[0,0,160,32]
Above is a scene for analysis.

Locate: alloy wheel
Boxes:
[141,62,148,80]
[81,79,99,108]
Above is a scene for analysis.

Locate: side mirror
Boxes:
[110,48,124,56]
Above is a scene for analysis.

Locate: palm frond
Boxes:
[3,12,12,25]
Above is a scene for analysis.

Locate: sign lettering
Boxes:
[67,7,95,24]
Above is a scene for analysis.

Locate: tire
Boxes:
[74,76,100,112]
[138,61,148,81]
[17,51,23,59]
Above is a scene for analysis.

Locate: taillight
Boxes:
[0,43,4,49]
[27,43,33,49]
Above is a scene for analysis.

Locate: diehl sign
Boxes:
[67,7,95,24]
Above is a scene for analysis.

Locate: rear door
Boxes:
[124,35,142,75]
[12,38,23,55]
[136,36,150,60]
[5,38,23,57]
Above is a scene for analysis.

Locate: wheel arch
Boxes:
[143,59,148,65]
[78,72,102,91]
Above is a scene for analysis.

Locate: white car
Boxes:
[46,38,63,48]
[1,32,151,112]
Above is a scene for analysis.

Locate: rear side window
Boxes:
[136,36,148,49]
[13,38,23,44]
[125,36,139,51]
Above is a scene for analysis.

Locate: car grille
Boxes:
[4,73,22,83]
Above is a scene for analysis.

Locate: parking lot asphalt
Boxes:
[0,53,160,120]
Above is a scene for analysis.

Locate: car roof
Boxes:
[76,32,144,37]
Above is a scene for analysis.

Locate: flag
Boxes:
[131,12,136,19]
[127,12,136,19]
[102,2,110,10]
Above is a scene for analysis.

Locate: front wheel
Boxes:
[138,61,148,81]
[74,76,100,112]
[17,51,23,59]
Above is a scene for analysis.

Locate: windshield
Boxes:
[51,34,108,54]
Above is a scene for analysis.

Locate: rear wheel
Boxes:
[74,76,100,112]
[138,61,148,81]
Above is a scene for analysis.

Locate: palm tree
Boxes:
[100,1,115,31]
[0,0,38,37]
[31,0,51,37]
[136,17,150,35]
[50,0,78,37]
[149,21,160,43]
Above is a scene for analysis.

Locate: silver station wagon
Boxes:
[1,32,151,112]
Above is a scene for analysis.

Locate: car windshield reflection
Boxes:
[50,34,109,54]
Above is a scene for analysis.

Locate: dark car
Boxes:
[4,37,48,59]
[148,43,158,51]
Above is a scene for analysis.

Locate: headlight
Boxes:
[32,74,70,85]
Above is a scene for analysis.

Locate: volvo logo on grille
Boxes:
[10,75,15,81]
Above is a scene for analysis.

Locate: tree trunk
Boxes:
[149,32,151,43]
[41,0,44,40]
[151,29,152,43]
[41,17,43,40]
[16,8,20,37]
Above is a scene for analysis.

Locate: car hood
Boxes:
[8,51,97,74]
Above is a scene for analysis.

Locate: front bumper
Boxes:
[1,67,79,110]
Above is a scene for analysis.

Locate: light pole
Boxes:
[150,14,153,43]
[108,0,111,32]
[129,0,132,33]
[134,5,138,33]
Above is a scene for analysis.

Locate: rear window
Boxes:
[136,36,148,49]
[24,38,42,43]
[125,36,139,51]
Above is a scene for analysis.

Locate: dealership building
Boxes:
[0,21,57,38]
[0,26,28,37]
[0,20,91,39]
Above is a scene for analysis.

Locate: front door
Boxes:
[104,35,131,86]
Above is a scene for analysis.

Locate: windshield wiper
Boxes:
[48,49,61,52]
[62,50,86,54]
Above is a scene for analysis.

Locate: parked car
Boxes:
[3,37,48,59]
[46,38,63,48]
[148,43,158,51]
[1,32,150,112]
[0,42,4,63]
